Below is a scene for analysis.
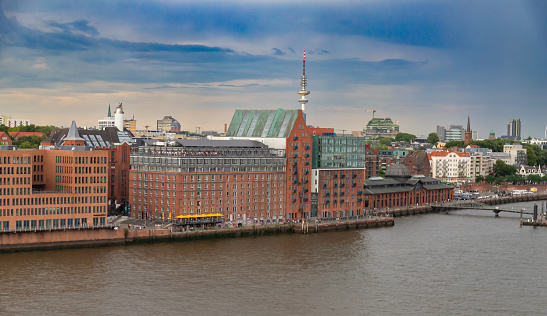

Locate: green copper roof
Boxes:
[107,104,111,117]
[226,109,299,138]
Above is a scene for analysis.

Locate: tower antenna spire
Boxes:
[297,51,310,122]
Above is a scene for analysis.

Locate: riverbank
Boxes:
[388,192,547,217]
[0,217,394,252]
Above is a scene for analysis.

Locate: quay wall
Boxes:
[0,217,394,252]
[0,228,125,253]
[127,217,395,244]
[388,192,547,217]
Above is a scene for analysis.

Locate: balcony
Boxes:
[292,190,296,193]
[353,174,357,178]
[352,183,356,187]
[325,192,330,196]
[293,136,298,141]
[305,171,309,175]
[358,198,363,202]
[305,161,309,165]
[358,191,363,195]
[293,161,297,166]
[294,145,298,150]
[340,199,345,203]
[293,180,297,184]
[304,189,309,193]
[306,146,310,150]
[304,180,309,184]
[292,199,297,203]
[341,192,345,196]
[294,154,298,158]
[341,183,345,187]
[325,200,330,204]
[293,171,297,175]
[341,174,345,178]
[305,154,310,158]
[304,198,308,202]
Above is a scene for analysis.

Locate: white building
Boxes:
[503,144,527,166]
[429,151,471,183]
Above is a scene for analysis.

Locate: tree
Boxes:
[485,175,496,184]
[444,140,464,148]
[475,175,485,183]
[427,132,439,145]
[379,170,385,178]
[494,160,517,177]
[527,174,541,184]
[395,132,416,143]
[505,174,523,184]
[379,137,394,147]
[523,145,537,166]
[0,124,8,132]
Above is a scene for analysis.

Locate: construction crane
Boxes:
[195,126,201,134]
[364,109,376,119]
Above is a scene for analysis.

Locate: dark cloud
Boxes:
[272,48,285,56]
[47,19,99,36]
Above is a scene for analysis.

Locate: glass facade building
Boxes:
[311,136,365,169]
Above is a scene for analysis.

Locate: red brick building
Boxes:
[42,124,132,214]
[1,123,109,231]
[363,165,453,210]
[222,109,312,221]
[129,139,286,225]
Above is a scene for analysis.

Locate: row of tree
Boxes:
[0,124,58,149]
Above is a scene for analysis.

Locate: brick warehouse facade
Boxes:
[0,146,109,231]
[42,124,132,214]
[129,139,287,225]
[221,109,312,221]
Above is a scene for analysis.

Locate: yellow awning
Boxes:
[175,213,224,219]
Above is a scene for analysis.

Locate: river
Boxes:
[1,201,546,315]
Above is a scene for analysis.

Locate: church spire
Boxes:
[108,103,112,117]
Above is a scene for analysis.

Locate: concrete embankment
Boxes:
[387,192,547,217]
[0,228,126,253]
[126,217,394,244]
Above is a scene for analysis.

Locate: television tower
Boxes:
[297,51,310,122]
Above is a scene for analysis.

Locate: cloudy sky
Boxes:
[1,0,546,138]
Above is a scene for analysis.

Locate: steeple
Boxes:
[464,116,472,145]
[108,103,112,117]
[297,51,310,122]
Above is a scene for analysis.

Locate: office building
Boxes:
[129,139,286,225]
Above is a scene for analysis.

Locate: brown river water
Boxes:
[1,201,546,315]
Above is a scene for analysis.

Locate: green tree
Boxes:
[379,137,394,147]
[494,160,517,177]
[485,175,496,184]
[35,125,58,137]
[475,175,485,183]
[0,124,8,132]
[395,132,416,143]
[444,140,464,148]
[427,132,439,145]
[527,174,541,183]
[379,169,385,178]
[505,174,523,184]
[523,145,537,166]
[18,141,36,149]
[19,124,36,132]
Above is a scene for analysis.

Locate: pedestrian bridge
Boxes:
[431,200,533,215]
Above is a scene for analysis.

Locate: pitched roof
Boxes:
[225,109,299,138]
[430,151,470,158]
[65,121,84,141]
[8,132,44,139]
[43,126,134,148]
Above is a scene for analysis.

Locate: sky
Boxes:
[1,0,546,138]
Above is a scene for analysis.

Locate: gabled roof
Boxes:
[430,151,470,158]
[225,109,299,138]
